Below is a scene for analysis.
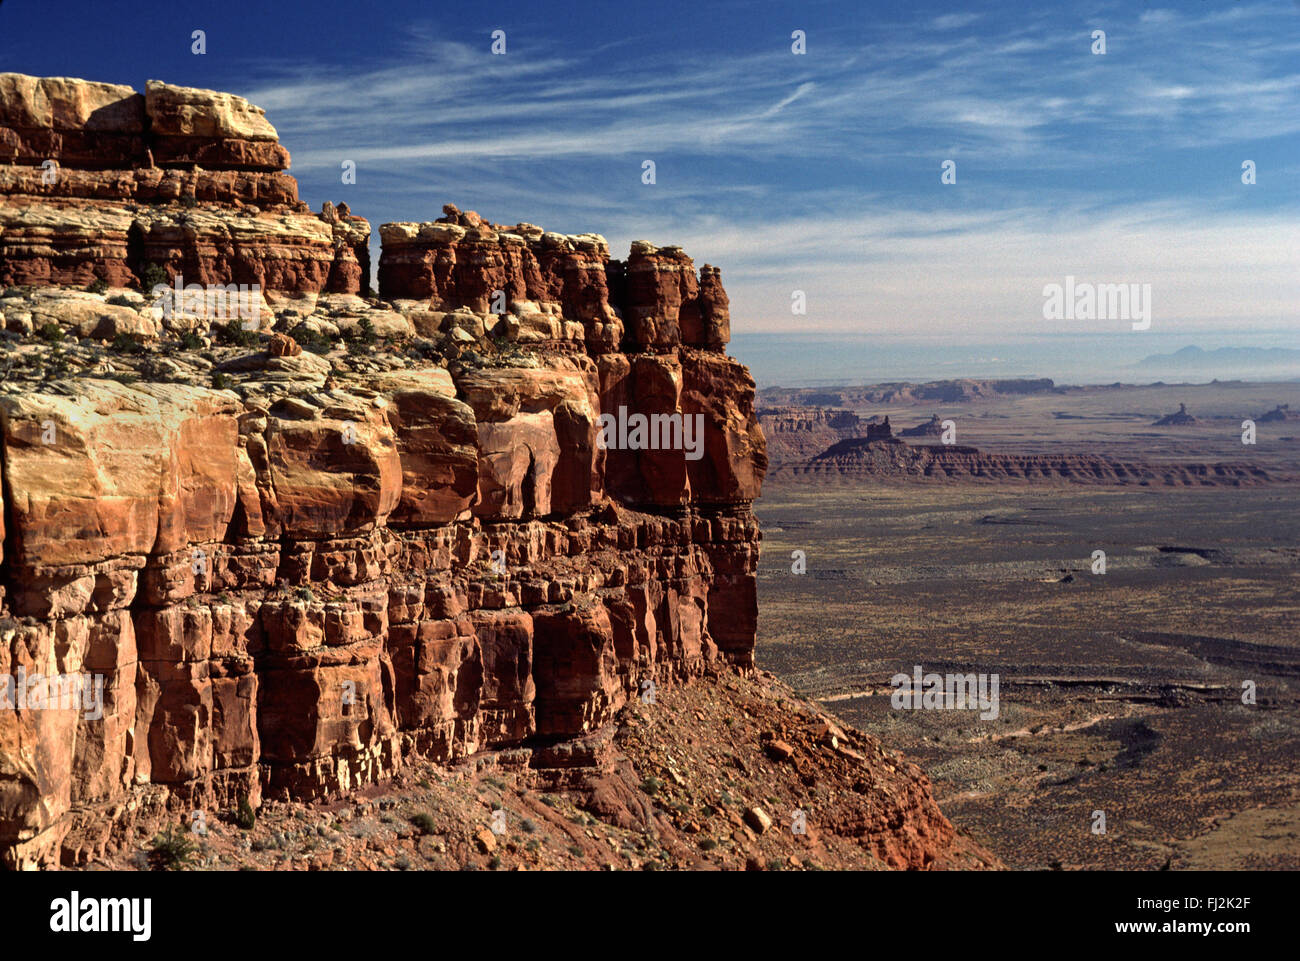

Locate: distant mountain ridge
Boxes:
[1137,346,1300,369]
[758,377,1058,408]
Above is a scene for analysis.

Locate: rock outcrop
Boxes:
[758,406,889,469]
[772,436,1276,486]
[379,209,729,355]
[1257,404,1298,423]
[0,74,369,295]
[0,74,777,870]
[1153,403,1200,427]
[0,75,989,874]
[899,413,945,438]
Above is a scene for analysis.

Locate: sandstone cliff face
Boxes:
[0,74,778,869]
[379,213,730,355]
[0,75,985,874]
[0,74,368,294]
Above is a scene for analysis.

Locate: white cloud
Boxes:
[233,4,1300,344]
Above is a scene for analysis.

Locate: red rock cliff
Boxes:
[0,74,369,294]
[0,75,773,868]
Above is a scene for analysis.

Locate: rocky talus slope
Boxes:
[0,74,990,870]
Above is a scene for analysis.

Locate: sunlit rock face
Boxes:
[0,76,767,868]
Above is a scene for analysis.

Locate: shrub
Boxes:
[640,776,664,796]
[178,330,204,351]
[216,319,258,348]
[111,332,146,354]
[294,326,338,354]
[44,349,71,378]
[35,322,64,343]
[139,263,168,293]
[86,278,110,295]
[211,371,232,390]
[234,795,256,831]
[148,825,197,871]
[106,294,136,307]
[343,316,377,351]
[408,812,436,835]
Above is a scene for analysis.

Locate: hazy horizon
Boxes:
[737,329,1300,389]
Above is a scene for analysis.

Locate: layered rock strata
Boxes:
[0,76,778,869]
[379,213,730,355]
[0,74,368,295]
[774,435,1277,485]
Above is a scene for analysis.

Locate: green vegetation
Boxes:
[234,795,256,831]
[294,325,339,354]
[215,318,259,348]
[139,263,168,293]
[35,322,64,343]
[408,812,436,835]
[148,825,197,871]
[111,332,146,354]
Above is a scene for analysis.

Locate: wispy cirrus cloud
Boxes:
[232,1,1299,344]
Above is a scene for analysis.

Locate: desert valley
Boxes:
[756,377,1300,869]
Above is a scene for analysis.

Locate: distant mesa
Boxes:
[1258,404,1299,423]
[757,406,889,468]
[1153,403,1201,426]
[770,432,1274,487]
[759,378,1057,408]
[1137,345,1300,371]
[900,413,945,438]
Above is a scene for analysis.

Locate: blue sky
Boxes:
[2,0,1298,382]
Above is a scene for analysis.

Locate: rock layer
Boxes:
[0,75,780,869]
[379,207,729,355]
[0,73,367,294]
[774,435,1277,486]
[0,75,983,874]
